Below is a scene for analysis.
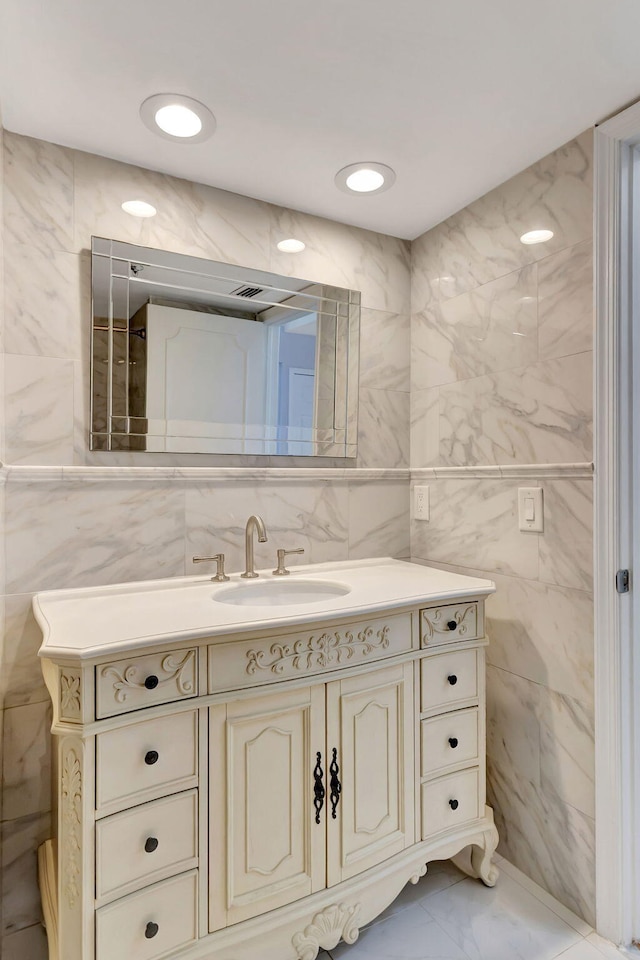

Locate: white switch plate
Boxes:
[414,485,430,521]
[518,487,543,532]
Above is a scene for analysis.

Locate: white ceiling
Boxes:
[2,0,640,240]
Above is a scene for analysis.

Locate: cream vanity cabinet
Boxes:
[35,559,499,960]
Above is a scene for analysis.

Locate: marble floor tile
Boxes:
[421,872,582,960]
[363,860,467,929]
[584,933,629,959]
[554,942,620,960]
[330,900,469,960]
[496,859,592,937]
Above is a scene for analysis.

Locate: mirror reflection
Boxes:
[91,237,360,456]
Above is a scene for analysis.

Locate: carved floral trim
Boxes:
[247,626,390,676]
[422,604,476,640]
[61,745,82,908]
[292,902,361,960]
[60,671,81,718]
[101,650,196,703]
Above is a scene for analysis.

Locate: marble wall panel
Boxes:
[359,309,410,393]
[411,265,538,392]
[437,352,592,465]
[538,239,593,362]
[184,480,350,576]
[411,479,539,580]
[538,685,595,819]
[486,665,540,786]
[4,480,186,594]
[1,811,51,936]
[347,481,410,560]
[3,922,48,960]
[411,130,593,312]
[539,479,593,592]
[2,700,51,821]
[357,388,409,468]
[410,387,439,468]
[1,595,48,708]
[4,355,75,465]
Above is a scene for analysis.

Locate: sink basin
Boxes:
[214,579,351,607]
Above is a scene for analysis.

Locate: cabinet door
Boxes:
[326,662,415,885]
[209,685,326,930]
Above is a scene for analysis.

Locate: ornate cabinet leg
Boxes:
[451,822,500,887]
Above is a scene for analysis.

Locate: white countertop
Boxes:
[34,558,495,661]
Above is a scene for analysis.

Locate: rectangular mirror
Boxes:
[91,237,360,456]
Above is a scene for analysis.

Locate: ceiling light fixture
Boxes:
[276,238,306,253]
[140,94,216,143]
[520,229,554,245]
[121,199,157,218]
[335,161,396,195]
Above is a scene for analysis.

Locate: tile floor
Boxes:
[319,857,628,960]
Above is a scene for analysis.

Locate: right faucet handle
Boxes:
[193,553,230,582]
[273,548,305,576]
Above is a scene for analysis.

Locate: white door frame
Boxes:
[594,102,640,946]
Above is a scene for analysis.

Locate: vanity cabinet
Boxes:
[35,560,499,960]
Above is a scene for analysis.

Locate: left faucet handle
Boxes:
[193,553,230,582]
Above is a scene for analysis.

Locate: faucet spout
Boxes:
[241,515,268,579]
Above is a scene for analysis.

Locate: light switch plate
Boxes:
[414,485,430,521]
[518,487,543,532]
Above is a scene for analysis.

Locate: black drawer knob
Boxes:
[448,737,459,749]
[144,836,159,853]
[447,675,458,685]
[449,798,459,810]
[447,620,458,631]
[145,922,159,940]
[144,750,159,766]
[144,675,159,690]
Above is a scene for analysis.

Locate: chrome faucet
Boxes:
[241,515,268,579]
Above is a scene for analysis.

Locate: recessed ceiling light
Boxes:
[276,238,306,253]
[520,229,554,245]
[121,199,157,218]
[140,94,216,143]
[335,162,396,195]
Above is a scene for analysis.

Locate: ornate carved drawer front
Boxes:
[95,870,198,960]
[420,601,481,647]
[97,648,197,719]
[421,707,479,778]
[96,711,198,815]
[208,613,412,692]
[96,790,198,903]
[421,767,480,840]
[420,649,478,714]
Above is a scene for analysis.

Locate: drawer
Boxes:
[421,707,479,777]
[96,711,198,814]
[420,649,478,713]
[421,601,481,646]
[97,648,197,719]
[96,790,198,902]
[96,870,197,960]
[208,612,413,692]
[421,768,480,839]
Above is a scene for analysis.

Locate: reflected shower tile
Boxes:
[347,481,410,560]
[4,354,75,464]
[438,352,592,465]
[3,132,74,255]
[538,240,593,361]
[359,309,409,392]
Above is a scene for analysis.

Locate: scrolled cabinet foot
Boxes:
[292,902,361,960]
[451,822,500,887]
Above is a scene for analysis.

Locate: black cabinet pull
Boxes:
[144,836,159,853]
[447,675,458,685]
[144,675,159,690]
[449,798,459,810]
[448,737,459,749]
[447,620,458,631]
[329,748,342,818]
[144,750,159,765]
[145,922,159,939]
[313,752,325,824]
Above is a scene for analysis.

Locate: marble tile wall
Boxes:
[410,131,595,922]
[0,131,411,957]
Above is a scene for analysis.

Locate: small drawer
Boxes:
[208,613,413,692]
[96,711,198,814]
[96,791,198,902]
[421,601,481,646]
[421,768,480,839]
[421,707,479,777]
[97,648,197,719]
[96,870,198,960]
[420,649,478,714]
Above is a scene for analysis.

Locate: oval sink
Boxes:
[214,579,351,607]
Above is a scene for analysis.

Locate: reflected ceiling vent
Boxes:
[231,284,264,299]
